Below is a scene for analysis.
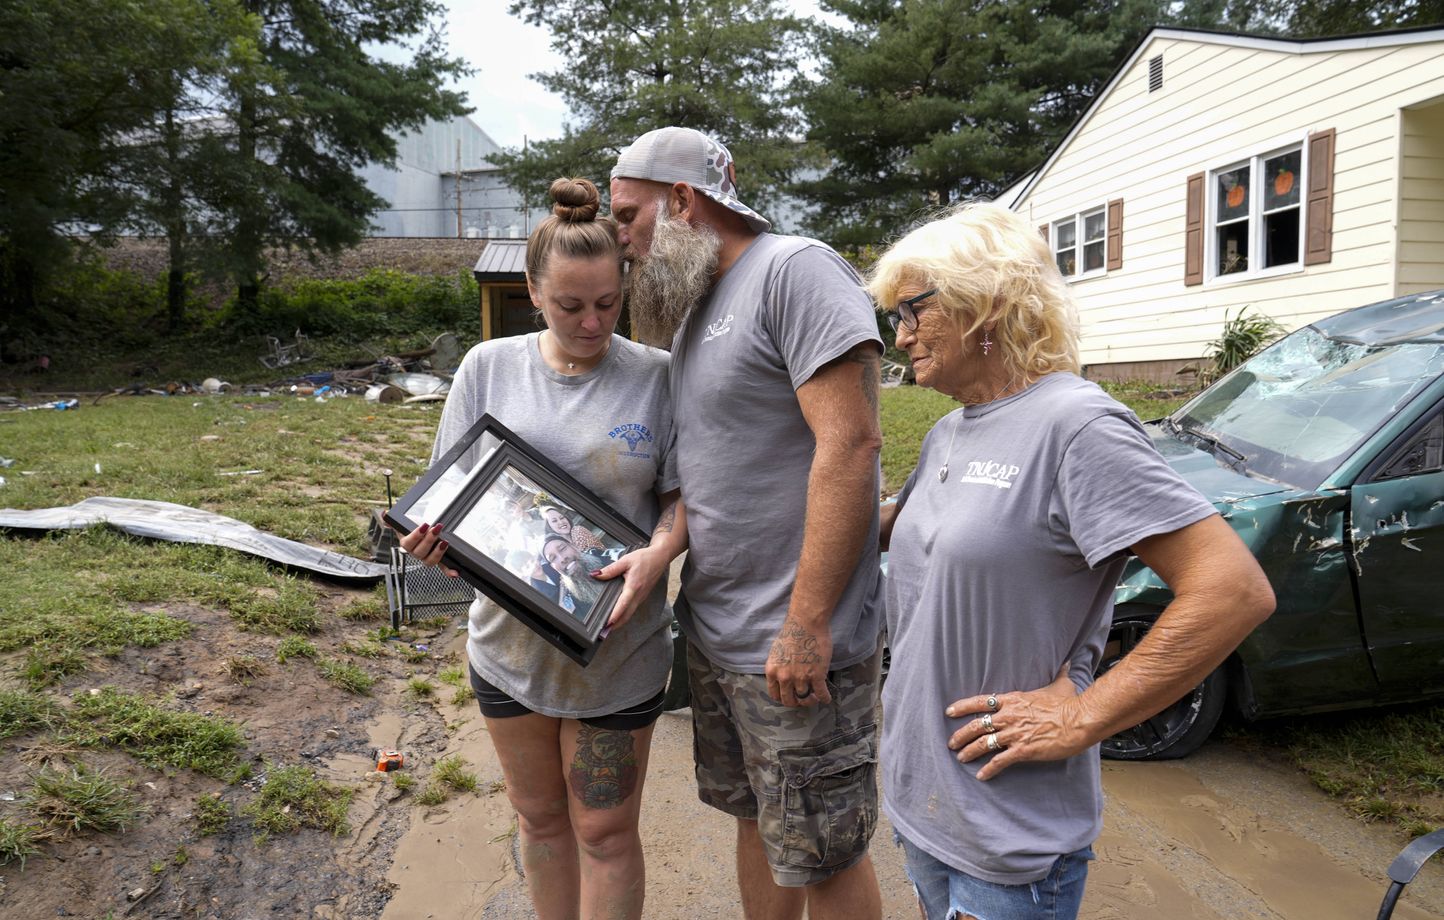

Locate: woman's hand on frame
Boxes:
[594,545,668,630]
[397,522,458,577]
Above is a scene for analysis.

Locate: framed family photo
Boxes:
[384,415,650,666]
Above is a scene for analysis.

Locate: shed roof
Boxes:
[472,240,527,280]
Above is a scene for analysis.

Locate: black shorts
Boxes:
[468,665,664,731]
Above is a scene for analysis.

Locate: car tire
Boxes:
[1097,608,1227,761]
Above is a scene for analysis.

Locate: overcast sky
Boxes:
[436,0,834,151]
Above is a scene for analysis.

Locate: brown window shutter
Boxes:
[1305,128,1335,266]
[1184,173,1204,285]
[1038,223,1049,243]
[1106,199,1124,271]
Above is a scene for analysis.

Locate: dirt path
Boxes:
[371,625,1444,920]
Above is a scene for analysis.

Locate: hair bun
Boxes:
[549,177,601,223]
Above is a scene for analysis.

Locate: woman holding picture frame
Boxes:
[400,177,686,920]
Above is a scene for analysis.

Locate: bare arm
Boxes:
[595,489,689,628]
[948,513,1274,779]
[767,342,883,707]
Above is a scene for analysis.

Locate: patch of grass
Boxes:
[0,818,43,868]
[367,627,402,643]
[340,640,384,658]
[337,593,389,622]
[67,688,248,781]
[437,665,464,686]
[243,764,353,844]
[20,643,90,690]
[26,764,146,836]
[399,645,429,664]
[0,689,64,739]
[225,655,268,684]
[317,659,375,695]
[391,772,416,793]
[173,844,189,866]
[406,678,436,698]
[449,685,475,708]
[276,636,318,664]
[878,387,958,493]
[415,783,448,807]
[193,794,232,836]
[433,754,479,794]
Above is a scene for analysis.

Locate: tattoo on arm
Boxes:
[768,620,823,666]
[568,725,640,810]
[829,343,880,414]
[653,498,678,536]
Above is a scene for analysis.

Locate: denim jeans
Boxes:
[895,829,1093,920]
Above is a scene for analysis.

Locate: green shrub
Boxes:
[1205,307,1286,380]
[223,269,478,337]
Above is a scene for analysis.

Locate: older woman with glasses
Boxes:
[870,202,1273,920]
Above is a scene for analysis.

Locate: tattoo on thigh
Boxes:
[568,725,639,810]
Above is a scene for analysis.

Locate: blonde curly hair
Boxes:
[867,202,1081,379]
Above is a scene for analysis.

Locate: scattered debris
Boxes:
[386,372,451,397]
[259,330,313,369]
[201,378,233,394]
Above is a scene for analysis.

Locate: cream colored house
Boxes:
[1010,26,1444,381]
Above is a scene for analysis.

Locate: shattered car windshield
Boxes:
[1174,326,1444,489]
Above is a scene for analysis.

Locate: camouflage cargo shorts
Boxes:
[687,640,883,888]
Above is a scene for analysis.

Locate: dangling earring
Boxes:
[981,329,994,356]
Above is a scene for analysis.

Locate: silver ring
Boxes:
[795,685,813,699]
[981,713,996,733]
[985,695,1000,712]
[985,733,1000,752]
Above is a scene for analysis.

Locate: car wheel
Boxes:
[661,620,690,711]
[1097,609,1227,761]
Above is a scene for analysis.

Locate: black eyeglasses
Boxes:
[884,288,937,333]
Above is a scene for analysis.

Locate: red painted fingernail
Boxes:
[418,523,430,534]
[431,525,443,536]
[438,541,450,551]
[589,570,603,577]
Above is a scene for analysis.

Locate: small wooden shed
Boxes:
[471,240,534,341]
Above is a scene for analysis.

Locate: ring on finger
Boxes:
[795,684,813,700]
[985,694,1000,712]
[985,733,1001,752]
[981,713,996,733]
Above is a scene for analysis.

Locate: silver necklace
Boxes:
[938,378,1020,483]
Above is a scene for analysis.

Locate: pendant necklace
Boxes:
[938,377,1021,483]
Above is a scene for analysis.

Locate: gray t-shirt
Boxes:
[669,233,885,672]
[881,373,1216,884]
[431,333,678,718]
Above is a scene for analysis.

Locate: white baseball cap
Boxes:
[611,127,771,233]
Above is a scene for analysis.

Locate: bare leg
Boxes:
[736,818,805,920]
[806,854,882,920]
[562,720,655,920]
[484,713,578,920]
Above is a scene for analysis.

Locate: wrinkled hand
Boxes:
[397,522,458,577]
[593,546,667,630]
[946,668,1085,780]
[765,616,833,708]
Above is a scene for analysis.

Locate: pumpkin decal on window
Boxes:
[1226,183,1245,209]
[1274,169,1295,196]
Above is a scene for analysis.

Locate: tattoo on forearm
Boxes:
[653,500,677,536]
[768,620,823,666]
[568,725,639,810]
[860,359,879,414]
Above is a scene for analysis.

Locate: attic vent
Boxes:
[1148,55,1163,92]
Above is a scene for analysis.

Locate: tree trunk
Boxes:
[234,89,262,317]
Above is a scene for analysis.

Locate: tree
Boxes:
[796,0,1166,247]
[220,0,470,316]
[492,0,809,217]
[1262,0,1444,35]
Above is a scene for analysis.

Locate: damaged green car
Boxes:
[1104,289,1444,760]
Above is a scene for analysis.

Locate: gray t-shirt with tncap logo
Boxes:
[432,333,679,718]
[881,372,1217,884]
[668,233,885,673]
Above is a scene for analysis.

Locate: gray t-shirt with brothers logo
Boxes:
[432,333,678,718]
[669,233,885,672]
[881,373,1216,884]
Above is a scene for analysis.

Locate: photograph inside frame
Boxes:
[451,463,628,625]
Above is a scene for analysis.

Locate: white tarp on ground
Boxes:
[0,496,387,582]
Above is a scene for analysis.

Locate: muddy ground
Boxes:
[3,590,1442,920]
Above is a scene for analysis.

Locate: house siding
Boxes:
[1015,33,1444,371]
[1398,100,1444,294]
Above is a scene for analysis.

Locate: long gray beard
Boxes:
[626,207,721,348]
[562,571,605,606]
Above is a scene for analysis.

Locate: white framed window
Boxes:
[1051,206,1107,280]
[1208,142,1304,282]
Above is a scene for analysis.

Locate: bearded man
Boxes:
[541,534,611,620]
[610,127,885,920]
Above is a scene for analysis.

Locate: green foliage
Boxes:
[276,637,319,664]
[0,690,64,740]
[26,764,146,836]
[390,772,416,793]
[450,685,476,708]
[243,764,353,844]
[879,386,960,493]
[415,783,448,806]
[407,678,436,698]
[493,0,808,215]
[68,689,248,781]
[317,659,376,695]
[193,794,233,836]
[0,819,43,869]
[437,666,465,687]
[1205,307,1286,379]
[222,269,479,337]
[433,754,479,794]
[798,0,1165,244]
[338,592,391,622]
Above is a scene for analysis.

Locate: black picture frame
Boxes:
[384,415,650,666]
